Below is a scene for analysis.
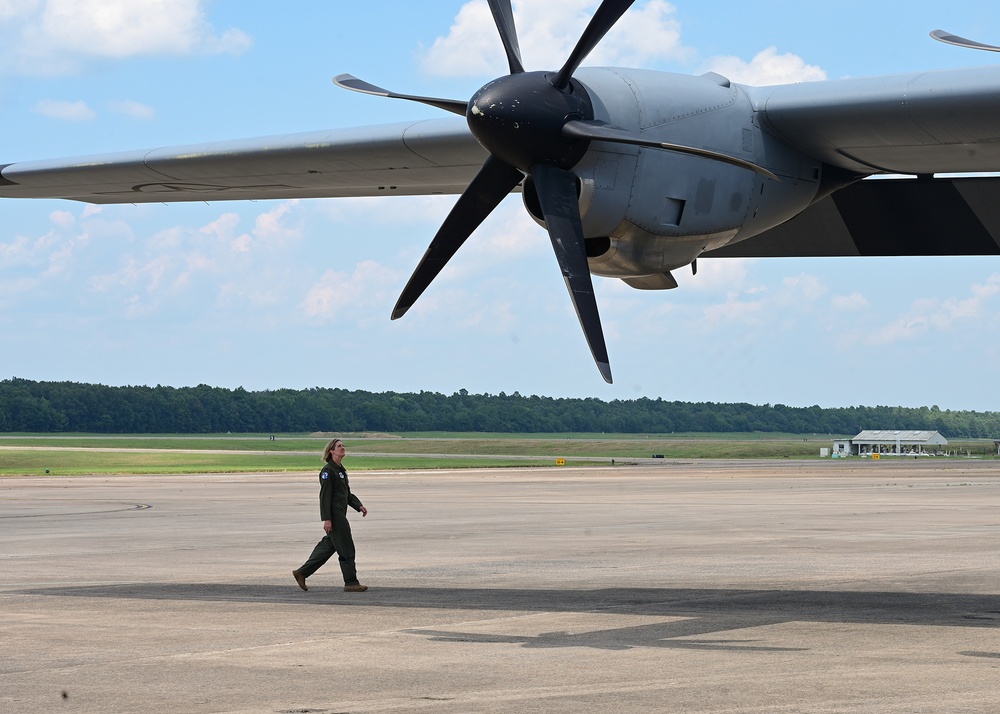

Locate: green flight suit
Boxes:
[297,460,364,585]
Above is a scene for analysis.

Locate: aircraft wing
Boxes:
[748,64,1000,175]
[0,117,486,204]
[4,63,1000,258]
[707,65,1000,258]
[704,176,1000,258]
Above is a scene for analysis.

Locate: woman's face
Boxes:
[330,441,346,460]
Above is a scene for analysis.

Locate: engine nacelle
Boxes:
[521,68,825,284]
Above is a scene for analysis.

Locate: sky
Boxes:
[1,0,999,412]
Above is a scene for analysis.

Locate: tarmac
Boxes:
[2,458,1000,713]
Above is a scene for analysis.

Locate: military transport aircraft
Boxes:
[1,0,999,383]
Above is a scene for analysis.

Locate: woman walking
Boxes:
[292,438,369,592]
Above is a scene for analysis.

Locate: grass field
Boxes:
[0,432,994,476]
[0,449,557,475]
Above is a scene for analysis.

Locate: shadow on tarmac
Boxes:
[15,583,1000,651]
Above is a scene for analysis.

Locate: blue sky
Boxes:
[1,1,999,411]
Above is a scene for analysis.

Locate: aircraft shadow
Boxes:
[13,583,1000,652]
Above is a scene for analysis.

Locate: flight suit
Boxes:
[296,460,364,585]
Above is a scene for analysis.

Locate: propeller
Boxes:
[930,29,1000,53]
[335,0,775,382]
[332,75,467,116]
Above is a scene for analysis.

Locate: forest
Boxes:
[2,378,998,438]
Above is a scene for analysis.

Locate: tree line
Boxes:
[1,378,998,438]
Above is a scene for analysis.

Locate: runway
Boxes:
[3,459,1000,712]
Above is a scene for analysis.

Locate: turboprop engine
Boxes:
[334,0,820,381]
[518,68,825,289]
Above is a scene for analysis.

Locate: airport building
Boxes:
[832,430,948,457]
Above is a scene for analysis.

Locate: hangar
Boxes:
[832,430,948,457]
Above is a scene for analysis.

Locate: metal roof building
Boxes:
[833,430,948,457]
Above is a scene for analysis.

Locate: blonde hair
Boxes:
[323,438,343,462]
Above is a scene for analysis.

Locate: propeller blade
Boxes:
[552,0,636,90]
[930,29,1000,53]
[531,163,612,383]
[563,119,781,181]
[487,0,525,74]
[392,155,524,319]
[333,74,468,116]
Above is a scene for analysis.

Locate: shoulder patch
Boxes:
[321,473,329,479]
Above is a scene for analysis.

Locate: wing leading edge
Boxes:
[750,64,1000,176]
[0,117,486,204]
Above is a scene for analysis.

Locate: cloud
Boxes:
[33,99,95,121]
[310,194,542,287]
[446,199,544,276]
[0,0,251,75]
[0,1,39,22]
[300,260,401,321]
[0,208,88,271]
[251,201,301,245]
[49,209,76,229]
[198,202,303,257]
[0,216,90,301]
[842,274,1000,347]
[79,201,309,319]
[701,292,764,328]
[705,47,827,86]
[199,213,242,242]
[0,234,43,265]
[420,0,689,77]
[108,100,156,119]
[291,194,550,334]
[781,273,827,303]
[690,270,828,333]
[868,274,1000,345]
[831,292,869,311]
[0,275,38,311]
[675,258,755,292]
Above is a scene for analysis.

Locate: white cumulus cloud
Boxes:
[693,271,828,333]
[33,99,95,121]
[831,292,870,311]
[676,258,755,292]
[300,261,401,321]
[108,100,156,120]
[420,0,689,77]
[83,202,308,319]
[781,273,827,303]
[706,47,827,86]
[0,0,39,22]
[0,0,251,75]
[852,274,1000,347]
